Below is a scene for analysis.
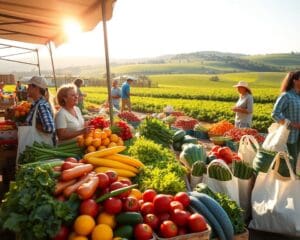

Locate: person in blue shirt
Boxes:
[272,70,300,170]
[121,77,135,112]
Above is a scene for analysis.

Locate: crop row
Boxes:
[85,92,274,132]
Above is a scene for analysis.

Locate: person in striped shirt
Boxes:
[25,76,55,145]
[272,71,300,170]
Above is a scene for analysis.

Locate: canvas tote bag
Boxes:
[202,159,240,205]
[238,135,259,166]
[17,103,53,160]
[249,152,300,236]
[262,120,290,152]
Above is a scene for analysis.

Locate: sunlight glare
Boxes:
[63,19,82,41]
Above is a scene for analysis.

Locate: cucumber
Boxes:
[96,184,138,203]
[116,212,143,226]
[188,195,227,240]
[113,225,133,239]
[190,191,234,240]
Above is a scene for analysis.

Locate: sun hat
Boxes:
[233,81,251,93]
[28,76,48,89]
[126,76,137,81]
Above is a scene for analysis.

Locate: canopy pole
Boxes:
[48,42,57,91]
[36,49,41,76]
[101,0,113,126]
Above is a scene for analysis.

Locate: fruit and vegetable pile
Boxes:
[12,101,31,122]
[224,127,265,143]
[118,111,141,123]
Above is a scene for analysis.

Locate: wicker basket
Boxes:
[155,225,211,240]
[233,229,249,240]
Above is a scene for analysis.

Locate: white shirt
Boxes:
[55,106,84,142]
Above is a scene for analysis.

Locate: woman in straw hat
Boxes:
[232,81,254,128]
[272,71,300,171]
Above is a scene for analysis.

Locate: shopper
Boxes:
[73,78,86,113]
[272,71,300,170]
[232,81,254,128]
[111,79,121,110]
[121,77,135,112]
[55,84,92,143]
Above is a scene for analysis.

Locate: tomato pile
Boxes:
[208,146,240,164]
[88,116,110,129]
[173,116,199,130]
[13,101,31,121]
[112,120,133,140]
[118,111,141,122]
[170,111,185,117]
[224,127,265,143]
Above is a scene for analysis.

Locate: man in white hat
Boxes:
[24,76,55,145]
[232,81,254,128]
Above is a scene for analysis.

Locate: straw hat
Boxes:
[28,76,47,89]
[233,81,251,93]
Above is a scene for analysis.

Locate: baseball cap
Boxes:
[28,76,48,89]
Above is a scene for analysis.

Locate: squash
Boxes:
[180,143,207,168]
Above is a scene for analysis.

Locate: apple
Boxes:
[79,199,99,217]
[105,170,118,183]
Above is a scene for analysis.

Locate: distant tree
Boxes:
[209,75,220,82]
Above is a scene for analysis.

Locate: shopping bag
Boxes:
[238,135,259,166]
[202,159,240,205]
[17,105,53,160]
[249,152,300,236]
[262,120,290,152]
[237,176,254,220]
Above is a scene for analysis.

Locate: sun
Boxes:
[63,19,82,41]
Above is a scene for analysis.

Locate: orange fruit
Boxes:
[100,131,108,139]
[92,138,101,147]
[97,212,116,229]
[110,134,119,143]
[77,135,85,147]
[98,145,106,150]
[103,128,112,137]
[93,130,102,139]
[73,237,88,240]
[116,139,124,146]
[73,215,95,236]
[129,188,143,200]
[87,145,96,153]
[102,138,110,146]
[84,137,93,146]
[91,224,113,240]
[108,142,117,148]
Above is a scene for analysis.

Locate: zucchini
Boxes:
[190,191,234,240]
[96,184,138,203]
[116,212,143,226]
[189,195,227,240]
[113,225,133,239]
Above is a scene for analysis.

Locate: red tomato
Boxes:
[134,223,153,240]
[140,202,154,215]
[170,209,191,227]
[153,194,172,213]
[174,192,190,208]
[142,189,157,202]
[123,197,140,212]
[96,173,110,189]
[109,181,124,191]
[143,213,159,230]
[105,170,118,183]
[79,199,99,217]
[119,179,132,186]
[169,201,184,212]
[188,213,207,232]
[53,225,70,240]
[64,157,77,163]
[157,212,170,224]
[177,227,187,236]
[160,220,178,238]
[103,197,122,214]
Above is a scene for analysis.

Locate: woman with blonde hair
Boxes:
[55,84,92,143]
[272,71,300,170]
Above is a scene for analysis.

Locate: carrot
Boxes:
[63,173,93,197]
[54,179,77,195]
[61,161,83,171]
[61,164,94,181]
[77,176,99,200]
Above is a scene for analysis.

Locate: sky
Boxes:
[1,0,300,63]
[52,0,300,59]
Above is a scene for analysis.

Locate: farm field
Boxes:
[82,72,283,132]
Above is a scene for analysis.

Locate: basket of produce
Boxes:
[210,136,232,146]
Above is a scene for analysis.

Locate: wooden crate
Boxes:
[154,225,211,240]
